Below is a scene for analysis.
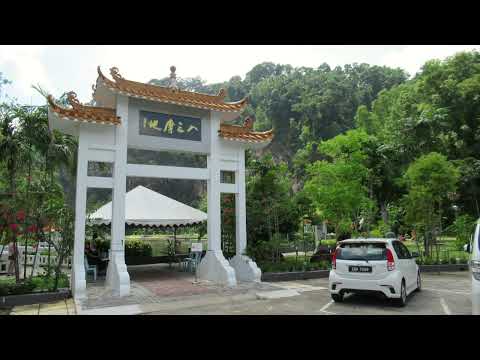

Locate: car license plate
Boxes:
[349,266,372,273]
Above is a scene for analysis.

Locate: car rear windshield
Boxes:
[337,243,387,261]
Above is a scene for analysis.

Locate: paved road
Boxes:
[145,272,472,315]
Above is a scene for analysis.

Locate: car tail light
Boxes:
[332,248,340,269]
[386,248,395,271]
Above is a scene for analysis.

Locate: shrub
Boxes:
[0,278,36,296]
[441,258,449,265]
[423,257,436,265]
[94,239,110,253]
[459,256,468,264]
[369,228,383,238]
[125,239,152,257]
[450,257,457,264]
[246,237,283,263]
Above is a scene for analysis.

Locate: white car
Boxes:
[471,220,480,315]
[329,238,421,307]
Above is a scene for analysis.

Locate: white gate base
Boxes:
[106,251,130,297]
[71,266,87,300]
[229,255,261,282]
[197,250,237,287]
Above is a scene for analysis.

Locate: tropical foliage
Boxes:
[2,49,480,277]
[0,83,77,289]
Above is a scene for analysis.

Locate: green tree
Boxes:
[304,157,374,239]
[403,152,460,257]
[246,153,299,245]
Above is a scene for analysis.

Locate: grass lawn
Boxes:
[126,234,207,256]
[403,236,469,262]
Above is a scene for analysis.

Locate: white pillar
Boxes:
[197,112,236,286]
[207,155,221,252]
[236,150,247,255]
[72,128,88,300]
[106,95,130,296]
[229,149,261,282]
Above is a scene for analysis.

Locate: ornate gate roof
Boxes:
[94,66,248,112]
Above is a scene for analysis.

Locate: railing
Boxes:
[0,251,72,274]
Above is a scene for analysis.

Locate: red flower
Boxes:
[9,223,19,233]
[26,224,38,233]
[16,210,26,222]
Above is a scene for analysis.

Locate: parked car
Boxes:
[471,220,480,315]
[329,238,421,307]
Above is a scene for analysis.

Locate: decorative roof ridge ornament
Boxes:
[47,94,58,109]
[66,91,81,109]
[168,65,179,92]
[97,66,106,80]
[243,116,254,130]
[110,67,124,82]
[217,88,226,98]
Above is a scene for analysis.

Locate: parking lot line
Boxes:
[423,287,471,295]
[319,300,334,313]
[440,298,451,315]
[320,310,336,315]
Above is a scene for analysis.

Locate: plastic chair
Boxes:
[186,252,202,273]
[84,256,97,282]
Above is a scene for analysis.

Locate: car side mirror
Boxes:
[411,252,419,258]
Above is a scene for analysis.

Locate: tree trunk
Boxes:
[380,201,388,225]
[10,166,20,283]
[47,232,52,276]
[475,195,480,218]
[53,253,65,291]
[423,231,429,258]
[30,226,41,278]
[23,231,28,280]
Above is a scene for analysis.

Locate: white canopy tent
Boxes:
[88,185,207,227]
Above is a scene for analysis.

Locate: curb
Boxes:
[1,289,71,307]
[419,264,469,272]
[261,270,330,282]
[261,264,469,282]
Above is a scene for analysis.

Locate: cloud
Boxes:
[0,45,55,104]
[1,45,479,105]
[380,45,479,77]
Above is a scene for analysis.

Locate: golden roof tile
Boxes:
[219,117,273,143]
[48,92,120,125]
[96,66,247,112]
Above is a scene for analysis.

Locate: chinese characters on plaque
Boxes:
[139,111,201,141]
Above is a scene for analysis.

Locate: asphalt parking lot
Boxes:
[145,271,472,315]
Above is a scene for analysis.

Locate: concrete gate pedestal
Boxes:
[229,255,261,282]
[106,251,130,297]
[197,250,237,287]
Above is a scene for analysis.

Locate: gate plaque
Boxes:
[139,111,201,141]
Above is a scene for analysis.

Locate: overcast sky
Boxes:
[0,45,478,105]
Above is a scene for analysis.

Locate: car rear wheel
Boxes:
[331,292,344,302]
[395,280,407,307]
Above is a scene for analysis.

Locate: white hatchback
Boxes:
[329,238,421,307]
